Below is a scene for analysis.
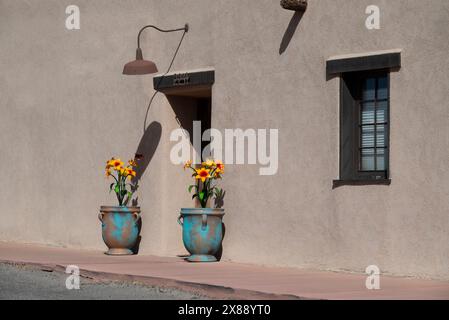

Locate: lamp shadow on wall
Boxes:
[130,121,162,254]
[133,121,162,196]
[279,11,304,55]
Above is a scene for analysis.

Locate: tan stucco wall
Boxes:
[1,0,449,279]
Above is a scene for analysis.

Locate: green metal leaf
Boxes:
[123,191,132,206]
[188,185,198,193]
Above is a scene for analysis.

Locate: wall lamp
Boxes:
[123,24,189,75]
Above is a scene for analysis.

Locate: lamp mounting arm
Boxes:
[137,24,189,49]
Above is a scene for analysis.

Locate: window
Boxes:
[336,70,391,187]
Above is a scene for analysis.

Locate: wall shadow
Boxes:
[131,219,142,255]
[168,95,197,145]
[129,121,161,254]
[168,95,213,164]
[279,11,304,55]
[167,95,211,147]
[215,223,226,261]
[326,73,339,82]
[214,190,226,209]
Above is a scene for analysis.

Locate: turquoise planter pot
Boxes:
[99,206,141,255]
[178,208,225,262]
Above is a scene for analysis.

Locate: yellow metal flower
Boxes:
[128,159,137,167]
[110,159,124,170]
[106,158,116,170]
[202,159,215,168]
[195,168,211,182]
[184,160,192,170]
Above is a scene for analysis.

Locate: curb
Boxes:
[0,260,310,300]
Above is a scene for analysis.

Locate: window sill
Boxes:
[332,179,391,189]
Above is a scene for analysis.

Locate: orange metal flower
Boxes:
[125,167,137,179]
[215,160,225,174]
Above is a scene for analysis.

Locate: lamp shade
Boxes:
[123,48,158,75]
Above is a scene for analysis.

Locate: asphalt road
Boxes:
[0,263,205,300]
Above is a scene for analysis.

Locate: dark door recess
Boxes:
[157,70,214,162]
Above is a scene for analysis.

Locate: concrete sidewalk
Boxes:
[0,242,448,300]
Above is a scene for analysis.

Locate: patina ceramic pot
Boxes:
[99,206,141,255]
[280,0,308,11]
[178,208,225,262]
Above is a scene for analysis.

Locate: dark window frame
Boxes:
[333,69,392,189]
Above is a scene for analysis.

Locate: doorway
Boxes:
[154,69,214,161]
[167,93,211,162]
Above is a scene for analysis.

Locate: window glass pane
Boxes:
[377,76,388,100]
[361,102,375,124]
[361,126,375,148]
[363,78,376,101]
[343,71,390,178]
[376,125,386,147]
[361,148,375,171]
[376,148,386,171]
[377,101,388,123]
